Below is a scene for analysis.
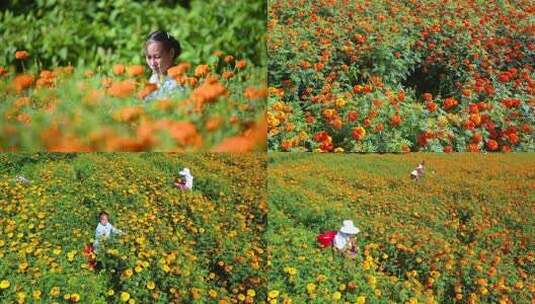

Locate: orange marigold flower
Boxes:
[168,63,191,78]
[212,50,223,57]
[205,116,222,131]
[107,80,136,98]
[468,143,480,152]
[14,97,31,108]
[347,111,358,122]
[16,113,31,124]
[224,55,234,63]
[112,64,126,75]
[390,114,402,126]
[443,97,458,110]
[12,74,34,92]
[15,50,30,60]
[83,90,105,106]
[222,70,234,79]
[352,126,366,140]
[443,145,454,153]
[113,106,144,122]
[127,65,144,77]
[84,70,94,78]
[235,59,247,69]
[426,101,438,112]
[154,120,201,146]
[211,136,254,152]
[39,70,54,79]
[244,87,268,100]
[194,64,209,78]
[138,83,158,100]
[191,80,226,110]
[0,66,7,77]
[101,77,113,89]
[155,99,174,111]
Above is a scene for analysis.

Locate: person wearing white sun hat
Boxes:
[175,168,193,190]
[333,220,360,258]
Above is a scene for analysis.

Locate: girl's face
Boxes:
[145,42,174,75]
[100,214,109,225]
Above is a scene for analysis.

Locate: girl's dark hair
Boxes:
[99,211,109,218]
[145,30,181,60]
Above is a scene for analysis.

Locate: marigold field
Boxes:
[0,57,266,152]
[0,153,267,303]
[268,153,534,303]
[268,0,535,152]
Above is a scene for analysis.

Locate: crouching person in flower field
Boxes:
[174,167,193,191]
[333,220,360,259]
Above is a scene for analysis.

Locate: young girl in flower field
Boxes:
[93,211,125,251]
[174,167,193,190]
[144,30,185,100]
[410,161,425,181]
[333,220,360,259]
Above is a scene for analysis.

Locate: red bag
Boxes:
[316,231,337,248]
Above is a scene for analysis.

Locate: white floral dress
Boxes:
[144,74,185,101]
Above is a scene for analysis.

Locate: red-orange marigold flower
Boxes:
[244,87,268,100]
[168,62,191,78]
[352,126,366,140]
[107,80,136,98]
[138,83,158,100]
[12,74,34,92]
[390,114,402,126]
[443,97,458,110]
[15,50,30,60]
[486,139,498,151]
[112,64,126,75]
[113,106,144,122]
[127,65,144,77]
[235,59,247,69]
[194,64,209,78]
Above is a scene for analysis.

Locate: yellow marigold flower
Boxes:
[71,293,80,302]
[146,281,155,290]
[50,287,60,297]
[268,290,279,299]
[247,289,256,297]
[16,291,26,303]
[120,291,130,302]
[107,289,115,296]
[32,290,41,299]
[208,289,218,298]
[0,279,10,289]
[332,291,342,301]
[123,268,133,278]
[335,97,347,108]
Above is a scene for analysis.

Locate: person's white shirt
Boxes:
[183,173,193,190]
[333,232,351,250]
[93,223,123,249]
